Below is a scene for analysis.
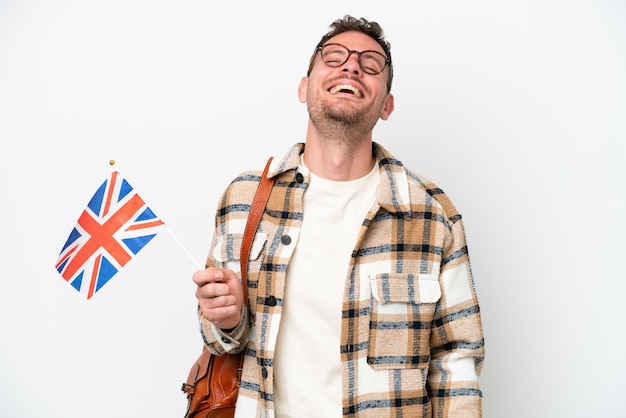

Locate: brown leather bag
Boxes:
[182,158,275,418]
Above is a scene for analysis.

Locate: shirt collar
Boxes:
[372,142,412,218]
[269,142,412,218]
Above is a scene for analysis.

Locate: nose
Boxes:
[341,51,361,75]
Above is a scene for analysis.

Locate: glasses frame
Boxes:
[315,43,391,76]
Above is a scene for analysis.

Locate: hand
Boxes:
[193,267,243,330]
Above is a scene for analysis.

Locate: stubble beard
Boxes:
[307,95,380,145]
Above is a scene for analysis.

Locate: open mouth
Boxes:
[328,84,362,97]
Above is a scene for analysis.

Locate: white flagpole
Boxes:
[109,159,203,271]
[164,225,203,270]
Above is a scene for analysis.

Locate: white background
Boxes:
[1,1,624,417]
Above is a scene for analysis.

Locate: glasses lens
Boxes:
[321,44,349,67]
[359,52,386,75]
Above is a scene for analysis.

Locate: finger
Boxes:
[202,304,240,327]
[192,268,226,286]
[202,294,237,310]
[196,282,231,299]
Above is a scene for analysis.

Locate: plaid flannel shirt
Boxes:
[200,142,485,417]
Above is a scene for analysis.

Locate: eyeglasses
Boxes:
[316,43,391,75]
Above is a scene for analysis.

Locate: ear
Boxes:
[379,93,394,120]
[298,77,309,103]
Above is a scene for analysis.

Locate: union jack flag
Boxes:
[55,171,165,299]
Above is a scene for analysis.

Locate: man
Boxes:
[193,15,485,417]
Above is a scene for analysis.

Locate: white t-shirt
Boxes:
[273,161,380,417]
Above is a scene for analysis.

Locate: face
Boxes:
[298,31,394,135]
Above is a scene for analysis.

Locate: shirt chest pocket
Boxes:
[368,273,441,370]
[213,232,268,281]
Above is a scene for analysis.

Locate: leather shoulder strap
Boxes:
[240,157,275,308]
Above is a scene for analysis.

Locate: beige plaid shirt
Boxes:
[200,142,485,417]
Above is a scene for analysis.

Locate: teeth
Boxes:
[329,84,361,97]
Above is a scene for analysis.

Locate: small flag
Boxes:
[55,170,165,299]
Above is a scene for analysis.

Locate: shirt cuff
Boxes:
[200,307,247,353]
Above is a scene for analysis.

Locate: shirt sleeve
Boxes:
[427,217,485,417]
[196,190,252,355]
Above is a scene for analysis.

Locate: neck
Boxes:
[302,120,376,181]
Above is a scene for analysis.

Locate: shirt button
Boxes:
[266,296,277,306]
[295,172,304,183]
[221,337,230,344]
[281,235,291,245]
[261,367,268,379]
